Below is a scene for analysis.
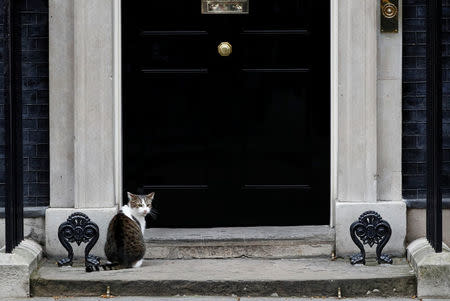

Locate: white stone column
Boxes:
[377,1,403,202]
[73,0,116,209]
[49,0,75,208]
[46,0,119,258]
[337,0,378,203]
[335,0,406,256]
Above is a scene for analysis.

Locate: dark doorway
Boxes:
[122,1,330,227]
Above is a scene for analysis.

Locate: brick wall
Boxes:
[0,0,49,208]
[402,0,427,200]
[403,0,450,200]
[0,1,5,208]
[443,0,450,199]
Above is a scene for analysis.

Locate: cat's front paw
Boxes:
[132,259,143,268]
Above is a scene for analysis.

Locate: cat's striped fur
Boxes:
[103,192,155,269]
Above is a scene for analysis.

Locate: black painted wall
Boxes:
[403,0,450,201]
[0,0,49,208]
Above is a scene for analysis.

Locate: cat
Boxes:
[103,192,156,269]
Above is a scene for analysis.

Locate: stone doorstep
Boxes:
[144,226,335,259]
[2,296,424,301]
[407,238,450,299]
[31,257,416,298]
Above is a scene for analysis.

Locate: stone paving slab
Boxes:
[4,296,422,301]
[31,258,416,298]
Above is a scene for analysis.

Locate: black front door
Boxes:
[122,1,330,227]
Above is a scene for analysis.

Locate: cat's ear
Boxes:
[127,192,137,200]
[146,192,155,200]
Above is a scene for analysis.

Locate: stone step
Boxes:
[31,258,416,298]
[7,296,424,301]
[144,226,335,259]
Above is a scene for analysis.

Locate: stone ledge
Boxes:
[407,237,450,299]
[0,207,47,218]
[0,239,43,298]
[405,198,450,209]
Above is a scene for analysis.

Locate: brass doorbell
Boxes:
[381,0,399,33]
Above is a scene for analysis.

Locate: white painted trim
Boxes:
[113,0,122,208]
[330,0,338,227]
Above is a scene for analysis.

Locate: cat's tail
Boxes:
[101,262,121,270]
[85,261,121,272]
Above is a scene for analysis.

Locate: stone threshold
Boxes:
[31,257,416,298]
[144,226,335,259]
[145,226,334,243]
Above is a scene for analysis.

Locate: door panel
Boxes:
[242,72,311,185]
[241,35,311,68]
[136,31,209,70]
[122,0,330,227]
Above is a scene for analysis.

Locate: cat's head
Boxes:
[127,192,155,217]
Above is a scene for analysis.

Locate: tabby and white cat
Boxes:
[103,192,155,269]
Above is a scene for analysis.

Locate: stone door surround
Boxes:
[47,0,405,258]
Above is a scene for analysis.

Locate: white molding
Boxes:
[330,0,338,227]
[113,0,122,208]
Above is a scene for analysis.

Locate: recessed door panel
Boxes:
[240,35,311,68]
[242,71,312,186]
[137,35,209,69]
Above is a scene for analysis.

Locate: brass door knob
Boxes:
[218,42,232,57]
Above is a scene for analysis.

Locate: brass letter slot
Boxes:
[202,0,249,14]
[381,0,399,33]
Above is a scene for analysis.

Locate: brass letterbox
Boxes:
[202,0,249,14]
